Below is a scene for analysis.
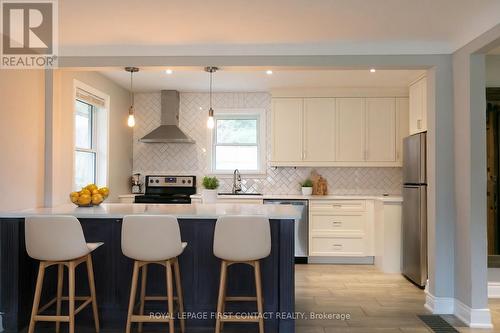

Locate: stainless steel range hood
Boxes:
[140,90,195,143]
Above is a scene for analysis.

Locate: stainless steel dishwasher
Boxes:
[263,199,308,263]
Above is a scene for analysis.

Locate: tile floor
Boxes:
[23,264,500,332]
[295,264,500,333]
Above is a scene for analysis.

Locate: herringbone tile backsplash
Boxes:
[133,92,402,195]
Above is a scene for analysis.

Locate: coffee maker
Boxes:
[131,173,142,194]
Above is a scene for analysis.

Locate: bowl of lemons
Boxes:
[70,184,110,207]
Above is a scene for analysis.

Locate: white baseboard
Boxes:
[424,291,454,314]
[307,256,374,264]
[488,282,500,298]
[454,299,493,329]
[425,291,492,328]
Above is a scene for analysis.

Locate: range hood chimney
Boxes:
[140,90,195,143]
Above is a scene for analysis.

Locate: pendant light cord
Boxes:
[130,70,134,107]
[209,70,213,109]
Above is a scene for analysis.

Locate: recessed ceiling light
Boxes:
[370,68,376,73]
[165,69,173,75]
[266,70,273,75]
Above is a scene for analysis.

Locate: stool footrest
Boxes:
[220,315,261,323]
[37,296,91,314]
[34,315,69,322]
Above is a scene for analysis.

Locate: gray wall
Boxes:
[452,24,500,314]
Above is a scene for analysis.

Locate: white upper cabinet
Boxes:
[303,98,335,162]
[271,98,303,162]
[365,98,396,162]
[336,98,365,162]
[409,76,427,135]
[271,96,409,167]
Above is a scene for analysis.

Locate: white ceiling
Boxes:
[99,68,425,93]
[59,0,500,56]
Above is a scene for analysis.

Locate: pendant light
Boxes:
[205,66,218,129]
[125,67,139,127]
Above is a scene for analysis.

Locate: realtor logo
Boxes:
[1,0,58,68]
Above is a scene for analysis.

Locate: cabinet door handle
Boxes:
[332,244,343,249]
[417,119,422,129]
[332,221,342,227]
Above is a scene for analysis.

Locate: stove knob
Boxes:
[150,179,154,183]
[182,180,186,184]
[155,179,159,183]
[188,180,192,184]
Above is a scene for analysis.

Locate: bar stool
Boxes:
[25,215,102,333]
[213,215,271,333]
[122,215,186,333]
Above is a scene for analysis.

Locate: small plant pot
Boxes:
[202,189,218,203]
[301,187,313,196]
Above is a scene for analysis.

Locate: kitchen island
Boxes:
[0,203,300,333]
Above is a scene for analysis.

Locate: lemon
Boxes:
[98,187,109,199]
[77,194,92,206]
[70,192,79,204]
[91,189,100,196]
[86,184,98,192]
[91,193,104,205]
[80,189,91,196]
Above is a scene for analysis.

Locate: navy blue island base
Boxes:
[0,217,295,333]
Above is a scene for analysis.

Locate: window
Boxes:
[73,82,109,190]
[74,100,97,189]
[212,113,264,173]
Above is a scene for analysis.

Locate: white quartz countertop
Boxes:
[190,193,403,203]
[0,203,302,219]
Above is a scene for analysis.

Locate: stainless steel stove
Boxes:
[134,175,196,204]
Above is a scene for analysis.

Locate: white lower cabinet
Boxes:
[309,199,374,259]
[310,235,365,256]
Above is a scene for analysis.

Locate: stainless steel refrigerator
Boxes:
[402,132,427,287]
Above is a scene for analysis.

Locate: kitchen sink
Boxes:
[218,192,263,196]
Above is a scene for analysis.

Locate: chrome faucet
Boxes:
[232,169,242,194]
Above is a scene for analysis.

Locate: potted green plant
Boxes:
[202,176,219,203]
[300,179,313,196]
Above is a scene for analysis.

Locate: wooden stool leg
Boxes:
[215,260,228,333]
[55,263,64,333]
[28,262,46,333]
[126,261,140,333]
[68,261,76,333]
[166,260,175,333]
[220,263,228,332]
[87,254,100,332]
[173,258,185,333]
[138,264,148,333]
[254,261,265,333]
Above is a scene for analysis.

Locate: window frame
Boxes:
[208,108,266,176]
[74,99,98,188]
[72,80,110,191]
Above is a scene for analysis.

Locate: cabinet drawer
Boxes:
[310,213,365,234]
[310,200,366,213]
[310,236,364,256]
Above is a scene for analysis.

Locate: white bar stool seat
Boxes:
[25,215,102,333]
[121,215,186,333]
[213,215,271,333]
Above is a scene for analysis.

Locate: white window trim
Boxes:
[207,108,266,177]
[72,80,110,190]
